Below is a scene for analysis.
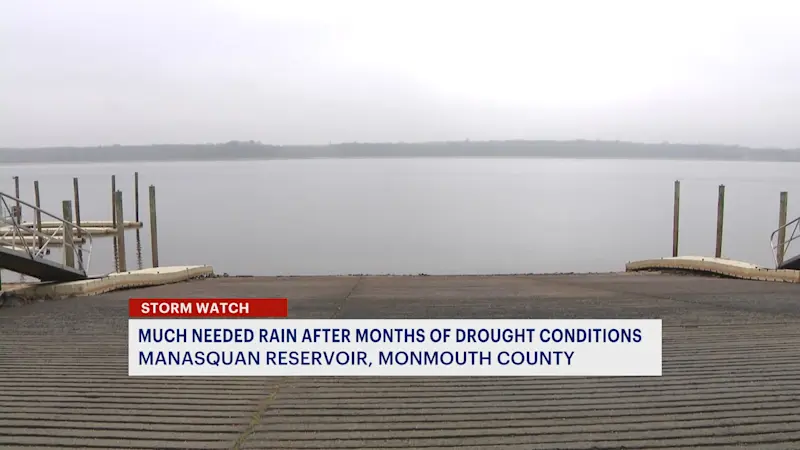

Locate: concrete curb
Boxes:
[626,257,800,283]
[1,265,214,302]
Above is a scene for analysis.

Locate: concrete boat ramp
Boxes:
[2,271,800,449]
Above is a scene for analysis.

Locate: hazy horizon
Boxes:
[5,139,800,165]
[3,0,800,149]
[3,138,800,152]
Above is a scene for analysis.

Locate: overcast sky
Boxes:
[1,0,799,148]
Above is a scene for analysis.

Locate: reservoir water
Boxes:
[2,158,798,276]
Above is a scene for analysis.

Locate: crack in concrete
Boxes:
[230,275,363,449]
[331,276,363,320]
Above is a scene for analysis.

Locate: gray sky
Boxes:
[1,0,799,148]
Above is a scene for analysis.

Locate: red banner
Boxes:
[129,298,288,318]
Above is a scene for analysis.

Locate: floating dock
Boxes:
[626,256,800,283]
[1,173,160,282]
[6,226,120,237]
[21,220,143,229]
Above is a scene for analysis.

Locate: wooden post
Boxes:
[73,177,82,237]
[111,175,117,228]
[715,184,725,258]
[73,177,84,269]
[134,172,140,222]
[777,191,789,266]
[149,185,159,268]
[33,181,43,248]
[13,176,21,222]
[115,190,127,272]
[672,180,680,257]
[62,200,75,268]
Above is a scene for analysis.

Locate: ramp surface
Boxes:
[2,274,800,449]
[0,245,87,282]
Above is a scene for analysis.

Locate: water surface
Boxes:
[2,158,798,277]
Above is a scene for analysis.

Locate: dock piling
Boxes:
[777,191,789,266]
[115,191,127,272]
[13,176,21,222]
[715,185,725,258]
[111,175,117,228]
[135,229,143,270]
[73,178,82,237]
[672,180,680,257]
[149,185,159,268]
[62,201,75,268]
[73,177,84,266]
[33,181,43,248]
[134,172,140,222]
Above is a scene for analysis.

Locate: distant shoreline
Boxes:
[4,155,800,166]
[3,140,800,164]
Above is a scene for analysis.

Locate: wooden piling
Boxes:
[777,191,789,266]
[135,229,143,270]
[715,184,725,258]
[111,175,117,228]
[134,172,140,222]
[13,176,21,222]
[62,201,75,268]
[672,180,680,257]
[73,178,82,237]
[149,185,159,268]
[33,181,43,248]
[115,190,127,272]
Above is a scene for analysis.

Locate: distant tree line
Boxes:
[1,140,799,164]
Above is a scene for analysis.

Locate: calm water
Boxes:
[2,158,799,277]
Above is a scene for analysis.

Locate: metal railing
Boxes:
[770,215,800,268]
[0,192,93,275]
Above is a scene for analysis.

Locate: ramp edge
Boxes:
[1,265,214,301]
[626,256,800,283]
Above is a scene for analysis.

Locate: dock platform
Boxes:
[2,272,800,448]
[22,220,143,229]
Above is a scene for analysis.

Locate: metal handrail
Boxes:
[770,215,800,268]
[0,192,93,275]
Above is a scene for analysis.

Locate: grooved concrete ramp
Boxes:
[2,273,800,449]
